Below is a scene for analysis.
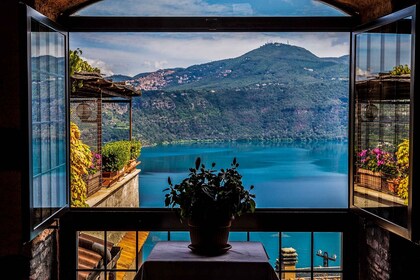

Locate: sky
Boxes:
[70,0,351,76]
[70,32,351,76]
[75,0,347,17]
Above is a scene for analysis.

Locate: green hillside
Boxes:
[102,43,349,145]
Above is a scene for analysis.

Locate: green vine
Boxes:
[70,122,92,207]
[70,48,100,92]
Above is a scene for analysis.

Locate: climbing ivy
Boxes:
[70,122,92,207]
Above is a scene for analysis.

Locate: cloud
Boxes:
[82,57,115,76]
[71,32,350,76]
[77,0,235,16]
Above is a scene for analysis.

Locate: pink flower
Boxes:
[359,150,367,157]
[372,148,381,154]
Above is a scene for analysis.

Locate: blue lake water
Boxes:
[138,140,347,268]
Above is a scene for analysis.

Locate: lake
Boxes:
[138,140,347,268]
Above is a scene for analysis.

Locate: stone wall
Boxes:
[362,224,391,280]
[28,229,57,280]
[358,219,420,280]
[91,170,140,208]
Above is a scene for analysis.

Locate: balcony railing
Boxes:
[59,208,359,280]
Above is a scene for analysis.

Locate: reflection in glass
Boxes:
[354,16,412,228]
[31,19,67,229]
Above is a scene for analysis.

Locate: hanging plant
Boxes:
[70,122,92,207]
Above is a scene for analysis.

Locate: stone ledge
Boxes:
[86,169,141,207]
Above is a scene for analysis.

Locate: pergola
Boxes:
[70,71,141,195]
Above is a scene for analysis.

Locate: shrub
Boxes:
[129,140,142,161]
[102,141,131,172]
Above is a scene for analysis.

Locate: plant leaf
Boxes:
[195,157,201,170]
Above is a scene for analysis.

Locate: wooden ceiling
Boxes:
[35,0,416,23]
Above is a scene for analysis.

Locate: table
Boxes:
[134,241,279,280]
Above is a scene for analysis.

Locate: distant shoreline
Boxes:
[142,137,349,147]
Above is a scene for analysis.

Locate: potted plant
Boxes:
[127,140,142,169]
[357,144,398,193]
[164,157,256,255]
[101,141,131,178]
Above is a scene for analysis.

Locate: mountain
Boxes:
[117,43,348,91]
[102,43,349,145]
[106,74,133,82]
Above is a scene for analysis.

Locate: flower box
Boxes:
[125,160,140,175]
[357,168,400,195]
[102,168,126,187]
[102,169,124,178]
[357,168,382,191]
[85,171,101,197]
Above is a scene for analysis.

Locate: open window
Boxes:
[350,5,419,242]
[24,5,69,240]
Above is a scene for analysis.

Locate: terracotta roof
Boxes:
[71,71,141,99]
[77,232,122,280]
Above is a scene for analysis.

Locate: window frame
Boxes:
[54,3,361,280]
[349,5,420,243]
[23,4,70,241]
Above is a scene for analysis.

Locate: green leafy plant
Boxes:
[164,157,256,223]
[69,48,100,92]
[101,141,131,172]
[128,140,142,161]
[70,122,92,207]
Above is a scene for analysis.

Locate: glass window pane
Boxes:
[71,32,349,209]
[170,231,190,241]
[58,165,67,206]
[32,176,42,225]
[30,19,67,230]
[32,124,41,176]
[228,232,247,242]
[314,272,343,279]
[142,231,168,261]
[313,232,342,270]
[73,0,349,17]
[40,123,51,172]
[250,232,279,269]
[281,232,311,271]
[353,15,412,228]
